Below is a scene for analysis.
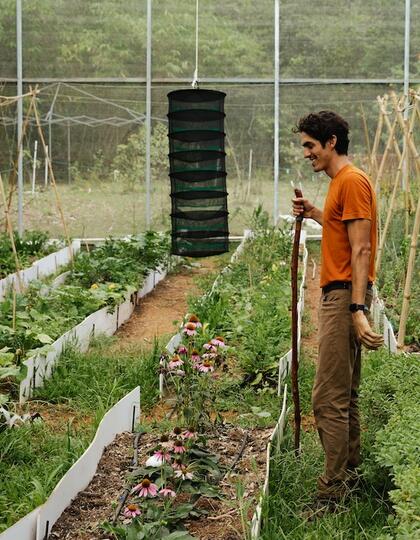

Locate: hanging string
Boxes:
[192,0,199,89]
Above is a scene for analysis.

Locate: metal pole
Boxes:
[402,0,411,191]
[273,0,280,225]
[145,0,152,229]
[67,121,71,184]
[16,0,23,236]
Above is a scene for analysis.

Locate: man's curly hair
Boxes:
[294,110,350,155]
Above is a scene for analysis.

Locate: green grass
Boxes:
[261,355,394,539]
[0,336,163,530]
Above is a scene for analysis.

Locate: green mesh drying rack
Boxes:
[167,88,229,257]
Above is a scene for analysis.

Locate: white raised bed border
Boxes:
[0,240,80,302]
[0,386,141,540]
[19,263,169,404]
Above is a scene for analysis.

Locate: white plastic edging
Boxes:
[0,509,39,540]
[160,231,253,397]
[0,387,140,540]
[35,386,141,540]
[0,240,80,301]
[251,385,288,540]
[20,265,169,404]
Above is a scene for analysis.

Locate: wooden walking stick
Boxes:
[291,187,303,455]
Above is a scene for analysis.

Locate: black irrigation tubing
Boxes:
[222,431,249,480]
[112,431,143,524]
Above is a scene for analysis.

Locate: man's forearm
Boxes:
[308,207,323,226]
[351,246,371,304]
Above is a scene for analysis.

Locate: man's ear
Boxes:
[329,135,337,150]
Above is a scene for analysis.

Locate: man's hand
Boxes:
[292,196,314,219]
[352,311,384,349]
[292,197,324,225]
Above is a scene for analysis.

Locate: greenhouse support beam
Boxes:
[3,77,420,85]
[145,0,152,228]
[273,0,279,225]
[16,0,23,237]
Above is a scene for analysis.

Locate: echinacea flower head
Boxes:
[198,360,214,373]
[123,504,141,519]
[173,439,186,453]
[188,314,202,328]
[159,487,176,498]
[174,465,194,481]
[183,427,196,439]
[160,434,171,448]
[168,355,184,370]
[146,449,171,467]
[172,457,184,470]
[211,336,226,348]
[191,349,201,362]
[134,478,158,498]
[173,426,182,436]
[177,345,188,356]
[183,322,197,336]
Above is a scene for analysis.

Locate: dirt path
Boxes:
[113,260,217,351]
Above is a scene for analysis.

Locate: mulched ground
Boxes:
[49,425,272,540]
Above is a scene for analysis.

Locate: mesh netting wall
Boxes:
[0,0,418,237]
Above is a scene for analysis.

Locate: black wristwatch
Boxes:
[349,303,369,314]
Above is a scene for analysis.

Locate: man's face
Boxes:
[300,132,334,173]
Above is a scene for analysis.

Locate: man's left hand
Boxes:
[352,311,384,349]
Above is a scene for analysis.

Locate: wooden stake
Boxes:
[370,98,385,178]
[360,104,372,168]
[0,171,23,291]
[291,188,303,456]
[12,288,16,331]
[397,190,420,348]
[5,93,36,220]
[31,88,73,264]
[375,146,406,273]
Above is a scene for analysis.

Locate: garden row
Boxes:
[0,212,299,539]
[0,231,170,407]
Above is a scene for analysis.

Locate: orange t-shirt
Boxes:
[320,164,377,288]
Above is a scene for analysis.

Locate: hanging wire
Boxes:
[192,0,199,89]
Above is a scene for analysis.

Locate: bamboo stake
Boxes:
[375,146,406,273]
[397,191,420,348]
[360,104,372,168]
[0,171,24,291]
[374,112,398,189]
[12,289,16,331]
[31,88,73,263]
[370,98,385,178]
[5,93,36,223]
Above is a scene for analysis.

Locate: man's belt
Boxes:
[322,280,373,295]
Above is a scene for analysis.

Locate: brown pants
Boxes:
[313,288,373,487]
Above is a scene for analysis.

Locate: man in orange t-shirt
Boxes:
[292,111,383,512]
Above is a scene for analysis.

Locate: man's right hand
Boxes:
[292,197,315,219]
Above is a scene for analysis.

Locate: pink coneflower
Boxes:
[202,352,217,360]
[173,426,183,436]
[123,504,141,519]
[211,336,226,348]
[173,439,186,453]
[134,478,158,498]
[183,427,196,439]
[198,360,214,373]
[172,457,183,470]
[191,349,201,362]
[183,322,197,336]
[160,434,171,449]
[188,314,202,328]
[151,449,171,465]
[177,345,188,356]
[159,487,176,498]
[168,354,184,370]
[174,465,194,481]
[203,342,214,351]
